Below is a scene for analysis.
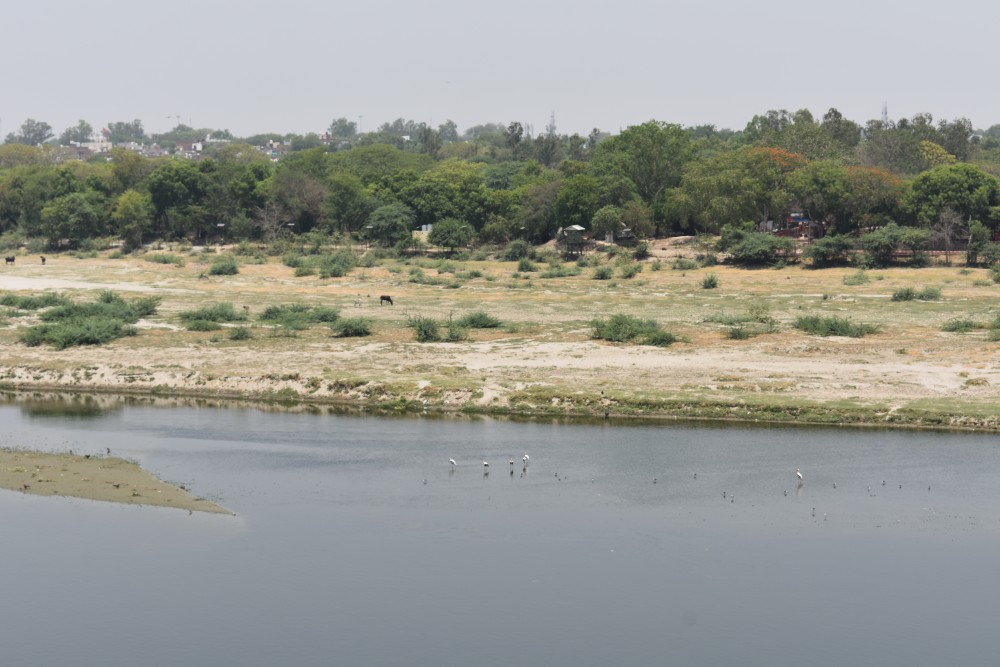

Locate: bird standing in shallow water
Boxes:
[449,458,456,467]
[796,468,804,482]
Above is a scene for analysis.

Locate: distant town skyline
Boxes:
[3,0,999,140]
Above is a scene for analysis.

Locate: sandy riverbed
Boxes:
[0,448,231,514]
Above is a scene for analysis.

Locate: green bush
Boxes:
[227,326,252,341]
[540,264,580,278]
[0,293,70,310]
[804,235,854,267]
[180,303,248,323]
[644,330,679,347]
[331,317,373,337]
[650,260,662,271]
[407,315,441,342]
[793,315,879,337]
[456,311,502,328]
[842,270,870,286]
[718,224,794,265]
[18,292,156,349]
[942,318,981,333]
[593,266,613,280]
[591,314,679,347]
[258,304,339,327]
[891,287,916,301]
[19,317,138,350]
[671,257,699,270]
[619,263,642,279]
[701,274,719,289]
[501,239,531,261]
[144,253,185,266]
[517,257,537,272]
[316,250,358,278]
[208,256,239,275]
[892,287,941,301]
[632,242,651,260]
[185,319,222,331]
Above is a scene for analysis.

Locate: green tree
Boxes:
[112,189,155,250]
[5,118,54,146]
[590,205,623,241]
[905,163,1000,227]
[327,117,357,141]
[592,120,694,215]
[966,219,990,265]
[554,174,600,228]
[59,120,94,145]
[39,191,109,247]
[428,217,472,253]
[366,202,415,247]
[106,120,146,144]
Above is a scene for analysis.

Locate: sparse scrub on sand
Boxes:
[793,315,879,338]
[591,314,679,347]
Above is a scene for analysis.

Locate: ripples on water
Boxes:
[1,398,998,667]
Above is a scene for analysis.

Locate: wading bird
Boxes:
[796,468,804,481]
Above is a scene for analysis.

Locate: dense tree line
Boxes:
[1,109,999,252]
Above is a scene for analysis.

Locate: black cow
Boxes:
[380,295,393,306]
[4,256,13,265]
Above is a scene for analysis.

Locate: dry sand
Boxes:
[1,250,999,430]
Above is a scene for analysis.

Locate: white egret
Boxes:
[522,452,529,465]
[449,458,456,467]
[796,468,803,481]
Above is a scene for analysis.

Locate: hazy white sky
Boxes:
[2,0,998,139]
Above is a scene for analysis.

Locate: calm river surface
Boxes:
[2,398,1000,667]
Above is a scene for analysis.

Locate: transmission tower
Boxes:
[881,101,889,126]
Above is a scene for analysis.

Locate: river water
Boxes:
[1,398,999,667]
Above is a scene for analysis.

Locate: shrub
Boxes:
[804,235,854,267]
[0,293,70,310]
[316,250,358,278]
[632,242,651,260]
[843,270,870,286]
[208,256,239,275]
[725,325,754,340]
[619,263,642,279]
[18,292,156,349]
[19,317,138,350]
[701,273,719,289]
[144,253,185,266]
[517,257,537,272]
[793,315,879,337]
[892,287,941,301]
[942,318,981,333]
[407,315,441,342]
[294,265,316,277]
[644,330,679,347]
[650,260,662,271]
[593,266,613,280]
[180,303,248,323]
[185,319,222,331]
[540,264,580,279]
[718,224,794,264]
[258,304,339,327]
[591,314,658,342]
[672,257,699,270]
[591,314,679,347]
[456,311,502,328]
[891,287,916,301]
[501,239,530,261]
[331,317,373,337]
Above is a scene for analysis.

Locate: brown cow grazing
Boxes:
[380,295,393,305]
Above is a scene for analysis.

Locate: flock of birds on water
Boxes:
[424,459,933,521]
